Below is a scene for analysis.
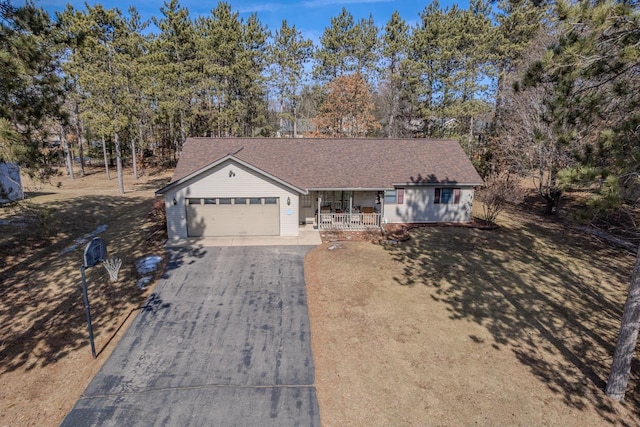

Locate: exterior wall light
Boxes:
[229,170,236,177]
[287,197,291,206]
[172,198,178,206]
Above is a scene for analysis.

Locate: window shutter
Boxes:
[454,188,461,204]
[397,188,404,204]
[434,188,441,204]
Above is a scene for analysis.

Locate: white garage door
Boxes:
[186,197,280,237]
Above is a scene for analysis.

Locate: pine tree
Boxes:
[196,2,266,137]
[152,0,198,159]
[0,2,65,177]
[313,8,379,83]
[352,14,379,81]
[269,20,313,137]
[120,7,151,180]
[313,8,355,81]
[491,0,545,130]
[408,0,495,138]
[380,11,410,137]
[237,13,270,137]
[74,5,140,193]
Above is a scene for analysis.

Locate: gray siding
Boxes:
[164,160,299,239]
[383,187,475,223]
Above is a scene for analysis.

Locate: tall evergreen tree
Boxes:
[506,0,640,217]
[380,11,410,137]
[120,7,151,180]
[518,0,640,400]
[408,0,494,137]
[313,8,379,82]
[237,12,270,136]
[269,20,313,137]
[352,14,379,80]
[196,2,270,137]
[151,0,197,158]
[0,1,65,177]
[491,0,546,130]
[313,7,355,81]
[57,5,89,177]
[75,5,143,193]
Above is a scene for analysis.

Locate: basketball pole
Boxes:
[80,265,96,358]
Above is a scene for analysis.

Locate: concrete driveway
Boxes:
[61,246,320,426]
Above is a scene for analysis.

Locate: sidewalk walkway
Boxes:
[167,226,322,247]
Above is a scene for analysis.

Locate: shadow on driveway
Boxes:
[61,246,320,426]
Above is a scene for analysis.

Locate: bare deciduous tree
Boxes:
[498,81,576,215]
[314,72,381,138]
[476,173,525,223]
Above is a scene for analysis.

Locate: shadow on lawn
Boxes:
[385,212,639,425]
[0,194,204,374]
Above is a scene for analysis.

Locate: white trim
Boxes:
[308,187,386,191]
[392,182,483,187]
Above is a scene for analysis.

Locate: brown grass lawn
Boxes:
[0,167,172,426]
[3,167,640,427]
[306,207,640,426]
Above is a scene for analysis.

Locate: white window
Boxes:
[435,188,461,204]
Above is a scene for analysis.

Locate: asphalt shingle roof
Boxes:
[169,137,483,190]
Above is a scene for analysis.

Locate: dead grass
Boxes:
[4,166,638,426]
[305,205,640,426]
[0,166,172,426]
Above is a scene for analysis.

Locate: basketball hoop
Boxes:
[103,257,122,282]
[84,237,107,268]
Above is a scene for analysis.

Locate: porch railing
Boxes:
[317,212,381,230]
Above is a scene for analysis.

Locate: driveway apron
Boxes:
[61,246,320,426]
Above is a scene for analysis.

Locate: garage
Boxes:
[157,155,302,239]
[186,197,280,237]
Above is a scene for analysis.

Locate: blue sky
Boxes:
[35,0,466,43]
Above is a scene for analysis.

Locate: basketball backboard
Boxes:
[84,237,107,268]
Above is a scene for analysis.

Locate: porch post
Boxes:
[349,195,353,228]
[318,195,322,229]
[378,191,383,227]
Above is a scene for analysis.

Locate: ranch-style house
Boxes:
[156,137,483,240]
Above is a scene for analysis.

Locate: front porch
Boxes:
[317,209,381,230]
[300,190,382,230]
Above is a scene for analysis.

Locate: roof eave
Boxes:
[307,187,386,191]
[392,181,484,187]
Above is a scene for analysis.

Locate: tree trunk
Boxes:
[543,189,562,216]
[114,131,124,194]
[555,192,563,218]
[179,109,186,150]
[60,126,74,180]
[293,102,298,138]
[74,101,86,177]
[388,73,398,139]
[130,139,138,180]
[102,134,110,180]
[543,197,555,215]
[492,70,506,132]
[470,116,474,139]
[137,121,145,176]
[605,246,640,400]
[278,102,284,137]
